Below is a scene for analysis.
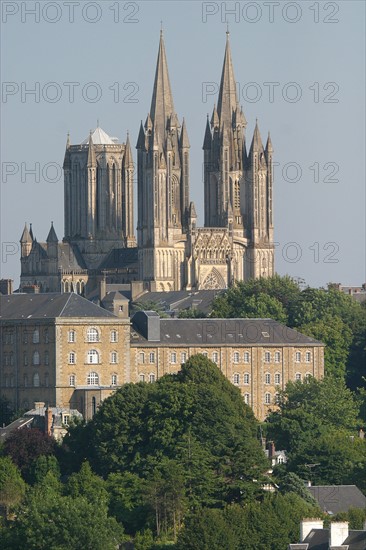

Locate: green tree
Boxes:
[4,491,124,550]
[177,508,236,550]
[28,454,60,485]
[66,461,109,506]
[0,457,26,518]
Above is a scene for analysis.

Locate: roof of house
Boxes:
[133,289,222,314]
[308,485,366,514]
[303,528,366,550]
[0,293,117,320]
[131,315,324,346]
[99,247,139,269]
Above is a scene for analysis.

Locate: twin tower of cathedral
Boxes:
[20,31,274,294]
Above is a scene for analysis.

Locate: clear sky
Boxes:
[1,0,365,288]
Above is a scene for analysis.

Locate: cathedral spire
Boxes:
[203,114,212,149]
[150,30,175,138]
[136,121,145,149]
[124,132,134,167]
[179,117,190,148]
[265,131,273,152]
[87,131,96,167]
[249,120,264,154]
[217,31,239,128]
[46,221,58,243]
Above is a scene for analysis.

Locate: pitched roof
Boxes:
[0,293,116,320]
[308,485,366,514]
[303,528,366,550]
[46,222,58,243]
[99,247,139,269]
[132,316,324,346]
[82,126,116,145]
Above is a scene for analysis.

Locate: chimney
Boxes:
[99,275,106,301]
[0,279,13,295]
[45,406,53,436]
[34,401,45,410]
[329,522,349,547]
[300,519,323,542]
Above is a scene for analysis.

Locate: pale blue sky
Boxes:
[1,0,365,288]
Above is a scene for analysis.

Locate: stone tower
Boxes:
[203,31,274,280]
[136,31,190,291]
[63,126,135,268]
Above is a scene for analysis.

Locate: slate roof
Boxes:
[100,248,139,269]
[131,316,323,346]
[303,529,366,550]
[308,485,366,514]
[0,293,116,320]
[134,289,221,314]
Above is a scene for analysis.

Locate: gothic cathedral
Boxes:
[20,31,274,294]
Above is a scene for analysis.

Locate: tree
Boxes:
[5,491,124,550]
[28,454,60,485]
[66,461,109,507]
[0,457,26,518]
[3,428,55,481]
[176,508,236,550]
[267,377,365,486]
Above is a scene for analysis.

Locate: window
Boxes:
[244,352,250,363]
[44,329,49,344]
[139,373,145,382]
[33,328,40,344]
[63,415,70,426]
[33,373,40,387]
[295,351,301,363]
[265,373,271,385]
[305,372,312,381]
[274,373,281,385]
[233,373,240,385]
[69,352,76,365]
[149,373,156,383]
[244,393,250,405]
[110,330,118,343]
[265,392,271,405]
[69,374,75,386]
[23,353,28,366]
[44,373,49,387]
[33,351,40,366]
[274,351,281,363]
[171,352,177,364]
[44,351,49,366]
[202,352,208,357]
[87,328,99,343]
[244,373,250,385]
[23,331,28,344]
[295,373,302,381]
[233,352,240,364]
[264,352,271,363]
[181,352,187,364]
[274,392,280,404]
[68,330,75,343]
[212,352,219,364]
[139,352,145,364]
[111,374,117,386]
[111,352,118,364]
[87,372,99,386]
[149,352,155,364]
[87,349,99,364]
[305,351,311,363]
[23,374,28,388]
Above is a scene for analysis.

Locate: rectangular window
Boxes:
[244,373,250,384]
[149,373,156,383]
[149,352,155,364]
[295,352,301,363]
[295,373,302,381]
[69,375,75,386]
[265,373,271,384]
[305,351,311,363]
[181,352,187,364]
[212,352,219,364]
[171,352,177,364]
[111,352,117,364]
[68,331,75,343]
[233,373,240,385]
[111,374,117,386]
[69,352,75,365]
[233,352,240,364]
[243,352,250,363]
[265,393,271,404]
[274,352,281,363]
[110,331,118,343]
[274,373,281,384]
[264,352,271,363]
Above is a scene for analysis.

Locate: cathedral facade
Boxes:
[20,32,274,295]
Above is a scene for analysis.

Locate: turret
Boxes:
[20,223,32,258]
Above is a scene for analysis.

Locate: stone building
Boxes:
[19,31,274,295]
[130,312,324,421]
[0,293,130,419]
